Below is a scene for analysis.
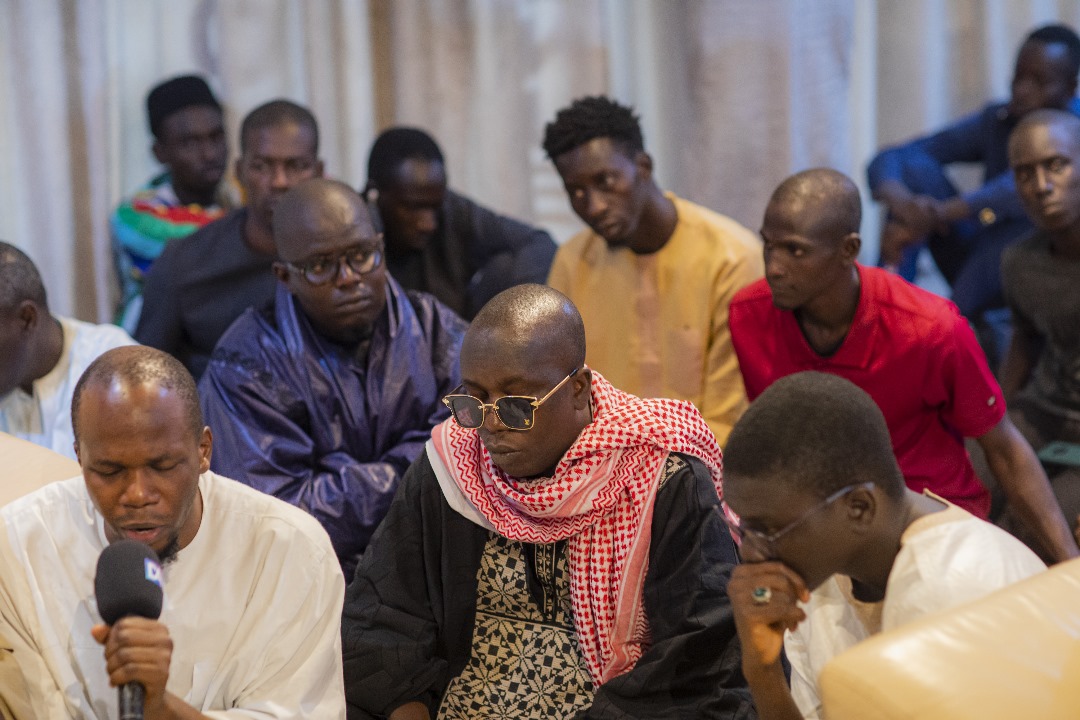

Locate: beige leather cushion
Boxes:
[0,627,35,720]
[820,557,1080,720]
[0,431,80,507]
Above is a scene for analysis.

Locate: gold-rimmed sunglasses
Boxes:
[442,367,581,431]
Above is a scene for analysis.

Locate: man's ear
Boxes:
[841,232,862,263]
[573,367,593,410]
[16,299,38,332]
[634,151,654,181]
[151,139,167,166]
[198,426,213,473]
[234,156,245,189]
[845,485,877,531]
[272,261,291,285]
[362,185,385,234]
[314,159,325,178]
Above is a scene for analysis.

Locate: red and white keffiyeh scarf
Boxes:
[429,369,725,684]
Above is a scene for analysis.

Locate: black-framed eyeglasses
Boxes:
[443,367,581,431]
[284,238,384,285]
[721,482,874,560]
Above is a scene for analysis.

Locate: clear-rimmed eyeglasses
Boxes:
[721,482,874,560]
[284,238,384,285]
[442,367,581,431]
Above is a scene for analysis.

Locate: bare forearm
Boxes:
[989,444,1079,562]
[935,196,971,224]
[998,333,1037,403]
[743,663,805,720]
[872,180,913,206]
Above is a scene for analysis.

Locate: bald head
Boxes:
[271,178,375,260]
[0,241,47,312]
[1010,108,1080,157]
[766,168,862,242]
[72,346,203,442]
[466,284,586,370]
[1009,108,1080,235]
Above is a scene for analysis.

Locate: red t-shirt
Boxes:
[729,265,1003,517]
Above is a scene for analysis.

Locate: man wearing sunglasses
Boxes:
[342,284,755,719]
[723,372,1044,720]
[198,178,467,578]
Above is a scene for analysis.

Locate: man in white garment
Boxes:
[722,371,1045,720]
[0,241,135,459]
[0,345,346,718]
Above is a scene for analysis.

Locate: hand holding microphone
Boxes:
[93,540,171,720]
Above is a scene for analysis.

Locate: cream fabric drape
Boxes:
[1,0,1077,321]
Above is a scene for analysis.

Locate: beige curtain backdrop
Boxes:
[1,0,1079,321]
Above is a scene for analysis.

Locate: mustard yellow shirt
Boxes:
[548,194,763,444]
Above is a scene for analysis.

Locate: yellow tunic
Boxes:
[548,194,763,445]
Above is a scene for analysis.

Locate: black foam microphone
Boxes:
[95,540,165,720]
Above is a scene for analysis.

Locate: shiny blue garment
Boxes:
[199,278,466,578]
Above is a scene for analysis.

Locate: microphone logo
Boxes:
[143,558,163,588]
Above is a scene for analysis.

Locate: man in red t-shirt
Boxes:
[729,167,1078,562]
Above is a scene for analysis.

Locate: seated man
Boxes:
[111,74,231,332]
[199,178,467,577]
[867,24,1080,322]
[364,126,557,319]
[0,242,134,459]
[0,346,344,717]
[342,284,755,719]
[1001,109,1080,540]
[136,99,324,379]
[723,371,1045,720]
[729,168,1078,562]
[544,96,762,444]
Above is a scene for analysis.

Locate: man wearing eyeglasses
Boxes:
[729,168,1079,564]
[342,284,755,719]
[722,372,1044,720]
[198,178,467,578]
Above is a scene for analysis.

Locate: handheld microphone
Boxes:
[95,540,165,720]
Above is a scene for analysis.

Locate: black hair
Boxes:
[0,241,47,312]
[146,74,221,140]
[71,346,203,442]
[1026,24,1080,80]
[724,372,905,500]
[239,99,319,155]
[366,127,445,187]
[542,96,644,161]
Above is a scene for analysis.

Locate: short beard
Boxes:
[158,534,182,566]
